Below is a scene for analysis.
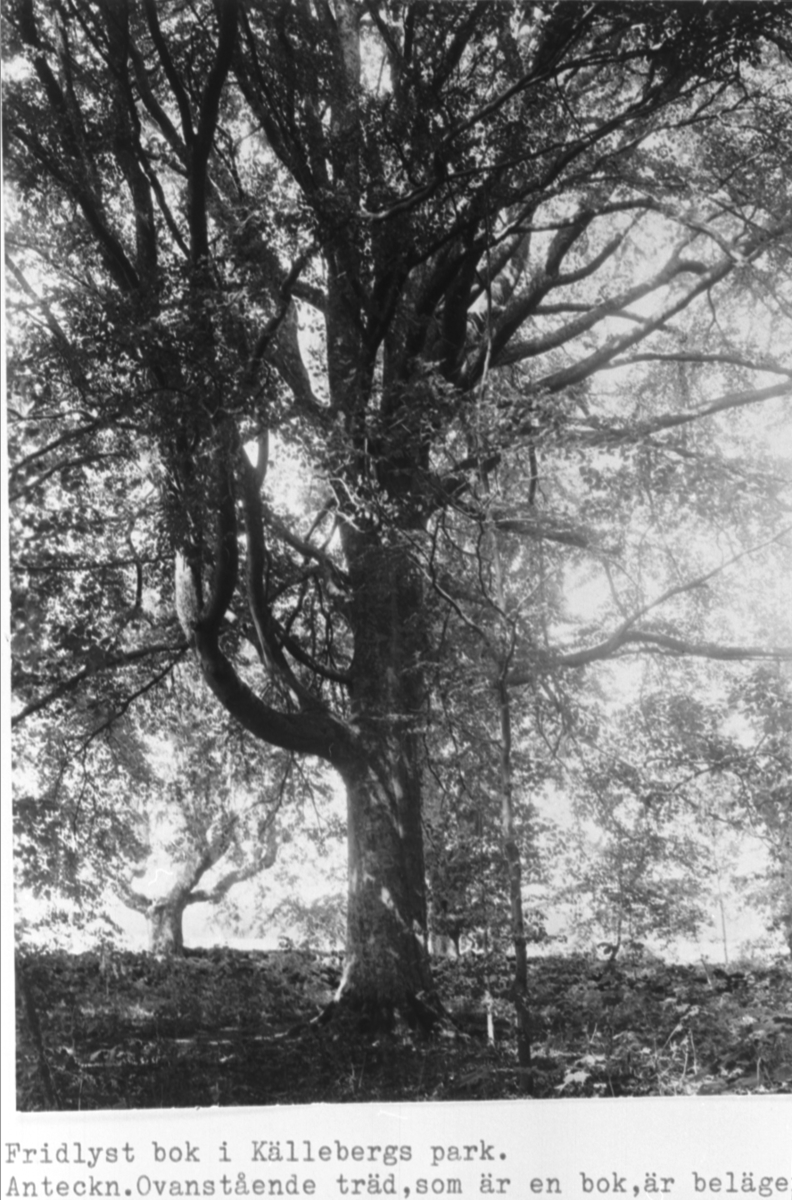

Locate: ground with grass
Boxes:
[15,947,792,1109]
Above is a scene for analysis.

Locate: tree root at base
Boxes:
[284,987,452,1039]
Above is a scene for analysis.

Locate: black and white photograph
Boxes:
[3,0,792,1140]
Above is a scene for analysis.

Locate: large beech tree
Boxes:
[6,1,792,1024]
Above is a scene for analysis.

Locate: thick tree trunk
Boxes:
[337,755,435,1025]
[148,895,187,956]
[335,533,437,1025]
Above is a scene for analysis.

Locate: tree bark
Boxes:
[334,533,436,1025]
[148,894,187,956]
[337,755,434,1024]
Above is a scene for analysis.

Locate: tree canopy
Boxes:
[5,0,792,1024]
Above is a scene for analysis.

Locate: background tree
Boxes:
[706,666,792,954]
[556,691,714,954]
[6,1,792,1029]
[115,666,286,955]
[13,657,291,954]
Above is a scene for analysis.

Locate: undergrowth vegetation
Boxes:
[16,948,792,1109]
